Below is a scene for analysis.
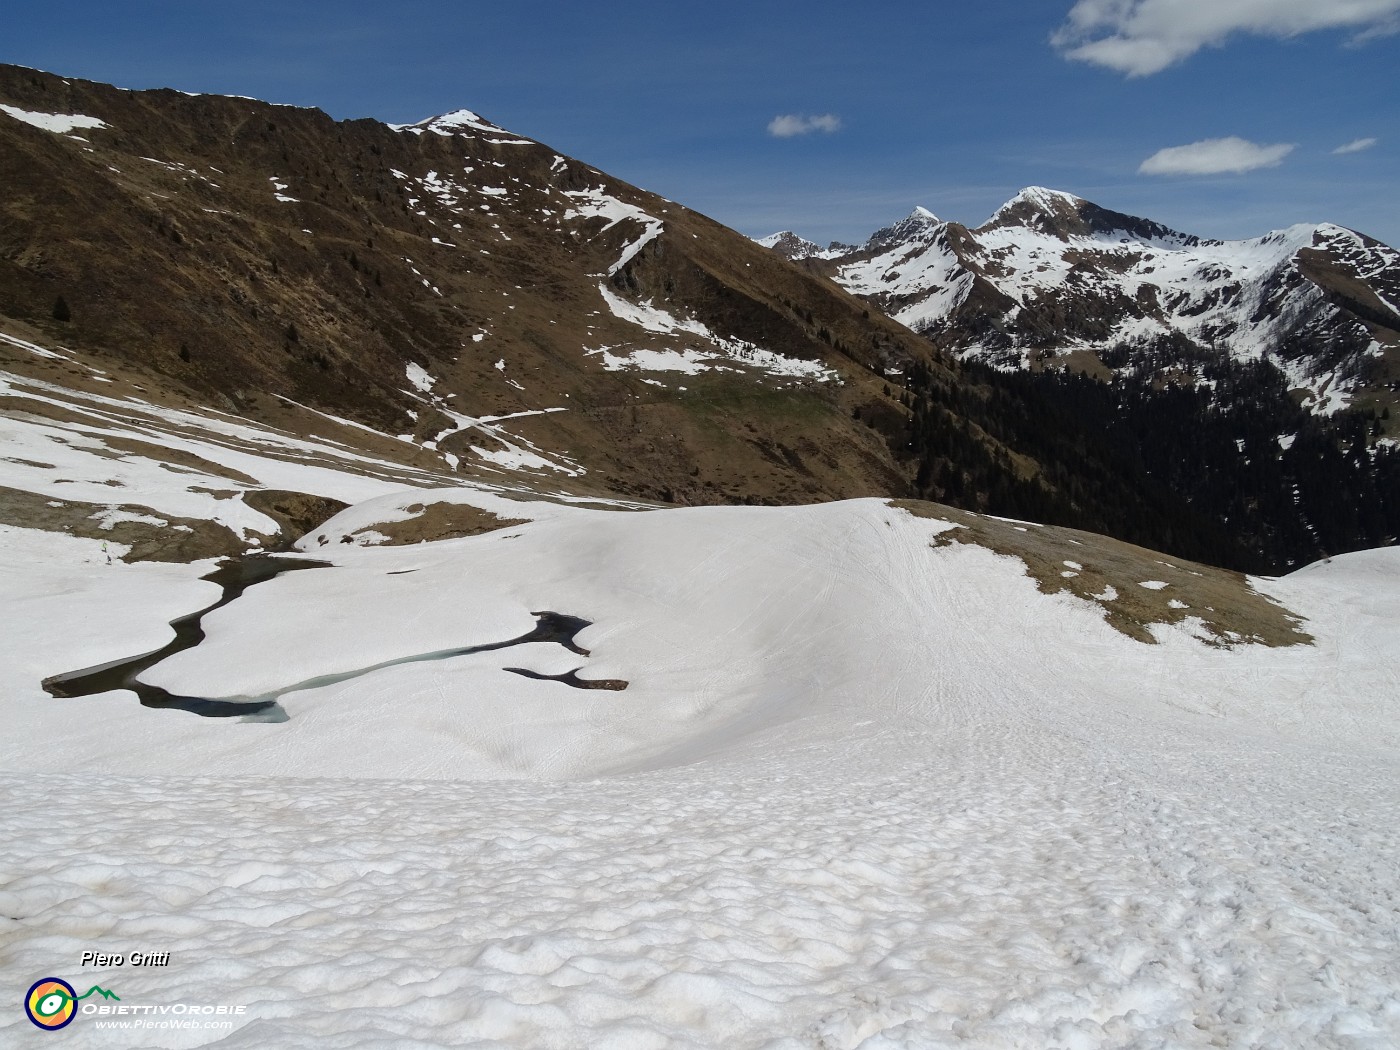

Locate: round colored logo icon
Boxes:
[26,978,77,1030]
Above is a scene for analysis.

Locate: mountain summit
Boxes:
[769,188,1400,417]
[865,206,943,249]
[977,186,1189,245]
[754,230,827,260]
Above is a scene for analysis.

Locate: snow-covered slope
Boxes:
[3,68,1399,1046]
[3,394,1400,1047]
[6,491,1395,778]
[773,188,1400,413]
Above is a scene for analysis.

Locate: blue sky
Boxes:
[5,1,1398,246]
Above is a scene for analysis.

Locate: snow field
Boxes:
[0,365,462,533]
[2,713,1397,1048]
[2,498,1398,1047]
[5,499,1399,777]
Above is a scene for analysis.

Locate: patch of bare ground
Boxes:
[891,499,1312,647]
[322,502,530,546]
[1031,347,1112,380]
[241,490,350,545]
[0,484,248,562]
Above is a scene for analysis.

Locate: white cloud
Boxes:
[1138,137,1295,175]
[1053,0,1400,76]
[1333,137,1378,154]
[767,113,842,138]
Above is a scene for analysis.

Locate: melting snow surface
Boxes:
[0,501,1398,1048]
[0,354,463,545]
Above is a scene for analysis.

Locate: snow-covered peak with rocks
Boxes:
[864,205,944,249]
[979,185,1084,229]
[758,189,1400,415]
[389,107,533,143]
[755,229,828,260]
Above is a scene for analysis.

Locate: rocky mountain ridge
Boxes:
[767,187,1400,418]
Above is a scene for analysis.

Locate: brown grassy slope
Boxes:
[1,64,1115,512]
[0,65,943,505]
[894,500,1311,647]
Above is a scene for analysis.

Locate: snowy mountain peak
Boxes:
[773,183,1400,419]
[979,187,1192,246]
[979,186,1092,237]
[425,108,493,129]
[1007,185,1082,212]
[755,230,826,261]
[389,108,531,143]
[865,206,945,250]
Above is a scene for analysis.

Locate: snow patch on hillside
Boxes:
[595,285,839,382]
[0,330,66,360]
[268,175,297,203]
[588,345,713,375]
[422,406,585,478]
[0,103,108,134]
[405,361,436,394]
[563,186,664,275]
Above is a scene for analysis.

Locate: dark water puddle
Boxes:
[229,611,605,703]
[43,556,331,719]
[504,667,629,690]
[46,578,624,718]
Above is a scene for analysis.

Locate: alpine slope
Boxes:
[3,474,1399,1047]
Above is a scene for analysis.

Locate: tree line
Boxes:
[894,356,1398,575]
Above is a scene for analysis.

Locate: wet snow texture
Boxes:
[2,501,1399,1048]
[3,737,1398,1049]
